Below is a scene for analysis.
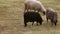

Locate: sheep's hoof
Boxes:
[55,23,57,26]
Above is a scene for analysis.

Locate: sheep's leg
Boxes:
[24,21,27,27]
[54,22,57,26]
[32,22,34,26]
[46,18,48,23]
[27,5,30,11]
[24,4,27,12]
[54,20,57,26]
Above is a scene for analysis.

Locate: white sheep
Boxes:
[24,0,46,14]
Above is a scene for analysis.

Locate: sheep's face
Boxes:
[40,21,43,25]
[53,19,57,23]
[42,11,45,15]
[53,20,57,26]
[38,18,43,25]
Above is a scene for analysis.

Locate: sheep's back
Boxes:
[46,8,57,20]
[25,0,42,9]
[24,12,41,22]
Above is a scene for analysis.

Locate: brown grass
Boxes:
[0,0,60,34]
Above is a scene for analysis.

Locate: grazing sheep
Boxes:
[46,8,58,26]
[24,0,46,14]
[24,11,43,27]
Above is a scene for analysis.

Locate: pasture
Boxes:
[0,0,60,34]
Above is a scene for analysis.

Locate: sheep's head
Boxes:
[42,11,45,15]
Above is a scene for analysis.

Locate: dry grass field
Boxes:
[0,0,60,34]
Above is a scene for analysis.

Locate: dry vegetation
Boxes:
[0,0,60,34]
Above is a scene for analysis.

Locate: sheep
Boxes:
[24,0,46,14]
[46,8,58,26]
[24,11,43,27]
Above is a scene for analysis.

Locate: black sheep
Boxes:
[24,11,43,27]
